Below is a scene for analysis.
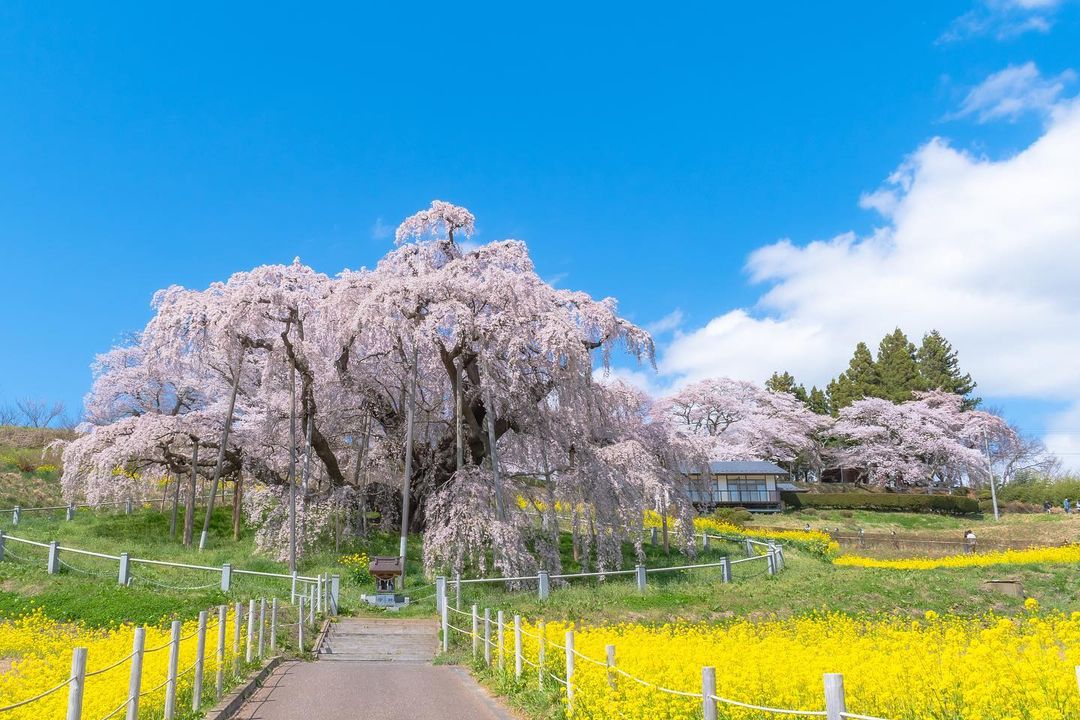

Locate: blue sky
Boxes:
[2,2,1080,456]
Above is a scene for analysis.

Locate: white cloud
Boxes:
[953,62,1076,123]
[371,217,392,241]
[662,98,1080,464]
[940,0,1064,41]
[645,308,684,335]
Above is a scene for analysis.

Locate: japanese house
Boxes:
[679,460,788,512]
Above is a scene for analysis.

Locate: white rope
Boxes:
[710,694,828,716]
[131,574,219,592]
[85,651,137,678]
[841,712,893,720]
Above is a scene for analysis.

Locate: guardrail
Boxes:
[0,594,326,719]
[0,531,335,604]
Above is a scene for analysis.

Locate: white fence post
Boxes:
[232,602,242,672]
[12,506,19,525]
[291,572,297,603]
[164,619,181,719]
[538,620,546,690]
[471,604,479,659]
[48,540,59,574]
[435,575,446,617]
[125,497,133,515]
[125,627,145,720]
[824,673,846,720]
[215,605,226,699]
[66,503,75,521]
[703,534,711,552]
[118,552,130,586]
[441,585,450,653]
[538,570,550,600]
[636,564,646,592]
[258,598,266,659]
[497,610,505,671]
[721,556,732,584]
[650,527,658,546]
[767,549,776,576]
[514,614,523,679]
[744,539,753,557]
[483,608,492,666]
[0,530,5,561]
[455,571,462,610]
[270,598,279,654]
[65,646,88,720]
[316,574,323,614]
[308,585,315,624]
[702,666,717,720]
[565,630,575,713]
[246,599,256,662]
[606,644,616,690]
[330,575,340,616]
[298,596,305,653]
[192,610,208,711]
[221,563,232,592]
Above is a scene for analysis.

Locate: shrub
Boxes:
[711,507,752,526]
[781,491,979,515]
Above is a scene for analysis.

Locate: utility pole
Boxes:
[199,351,244,551]
[983,432,1000,521]
[398,340,419,588]
[288,365,298,574]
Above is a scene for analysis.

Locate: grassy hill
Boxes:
[0,426,71,508]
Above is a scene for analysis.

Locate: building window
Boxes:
[728,479,769,503]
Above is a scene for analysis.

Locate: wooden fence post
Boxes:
[258,598,266,659]
[125,627,145,720]
[824,673,846,720]
[270,598,278,654]
[702,666,717,720]
[497,610,505,671]
[246,599,256,662]
[606,644,616,690]
[484,608,492,666]
[565,630,575,713]
[164,620,181,719]
[65,646,88,720]
[514,614,523,679]
[215,605,226,699]
[192,610,208,711]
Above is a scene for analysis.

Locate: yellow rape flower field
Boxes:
[514,610,1080,720]
[0,607,241,719]
[833,544,1080,570]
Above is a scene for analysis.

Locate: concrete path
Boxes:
[233,618,516,720]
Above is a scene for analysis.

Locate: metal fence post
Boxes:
[221,563,232,592]
[193,610,208,711]
[125,627,145,720]
[767,549,776,576]
[65,646,88,720]
[291,572,297,603]
[308,585,315,624]
[565,630,575,713]
[246,599,256,662]
[497,610,505,671]
[538,620,546,690]
[0,530,5,561]
[164,620,181,719]
[330,575,340,616]
[514,614,523,679]
[298,596,305,653]
[232,602,242,673]
[484,608,492,666]
[455,571,462,610]
[441,585,450,653]
[635,564,646,592]
[824,673,846,720]
[12,506,19,525]
[48,540,59,574]
[744,539,753,557]
[316,574,323,614]
[538,570,550,600]
[215,605,226,699]
[66,503,75,521]
[471,604,479,659]
[258,598,266,659]
[435,575,446,617]
[721,556,732,583]
[606,644,616,690]
[270,598,279,654]
[702,666,717,720]
[125,497,133,515]
[118,552,130,586]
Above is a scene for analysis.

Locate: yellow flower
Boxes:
[1023,597,1039,612]
[834,544,1080,570]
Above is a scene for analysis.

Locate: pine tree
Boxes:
[876,328,922,403]
[827,342,880,412]
[807,386,829,415]
[765,371,808,402]
[917,330,979,407]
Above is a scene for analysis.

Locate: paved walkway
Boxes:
[233,618,516,720]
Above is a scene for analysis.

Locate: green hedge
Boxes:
[780,491,980,515]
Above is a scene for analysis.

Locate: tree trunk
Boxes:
[232,476,243,541]
[183,442,198,546]
[169,474,181,540]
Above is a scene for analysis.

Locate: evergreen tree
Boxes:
[765,371,808,402]
[827,342,879,412]
[917,330,978,407]
[875,328,922,403]
[807,386,829,415]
